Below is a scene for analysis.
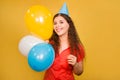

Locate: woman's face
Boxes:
[53,16,69,37]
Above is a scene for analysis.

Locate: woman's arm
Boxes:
[73,61,83,75]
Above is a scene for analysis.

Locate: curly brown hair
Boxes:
[49,13,84,57]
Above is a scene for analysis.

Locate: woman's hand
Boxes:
[67,54,77,66]
[45,40,49,43]
[68,54,83,75]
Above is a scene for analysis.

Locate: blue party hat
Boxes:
[58,2,69,15]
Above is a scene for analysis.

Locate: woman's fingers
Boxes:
[67,55,77,66]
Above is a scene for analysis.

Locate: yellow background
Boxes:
[0,0,120,80]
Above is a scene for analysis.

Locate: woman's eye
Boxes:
[54,22,57,25]
[60,21,63,24]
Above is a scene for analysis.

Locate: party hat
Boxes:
[58,2,69,15]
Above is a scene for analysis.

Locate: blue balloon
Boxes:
[28,43,55,72]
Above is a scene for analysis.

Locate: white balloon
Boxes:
[18,35,45,56]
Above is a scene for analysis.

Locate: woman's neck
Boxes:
[59,34,68,44]
[58,34,69,53]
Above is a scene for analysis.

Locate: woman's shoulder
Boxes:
[77,43,85,61]
[78,43,84,51]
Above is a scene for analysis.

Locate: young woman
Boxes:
[43,13,85,80]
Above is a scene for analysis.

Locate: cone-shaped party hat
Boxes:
[58,2,69,15]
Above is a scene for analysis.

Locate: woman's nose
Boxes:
[56,23,61,28]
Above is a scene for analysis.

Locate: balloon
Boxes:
[25,5,53,40]
[18,35,44,56]
[28,43,55,72]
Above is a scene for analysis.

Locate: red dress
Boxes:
[44,44,84,80]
